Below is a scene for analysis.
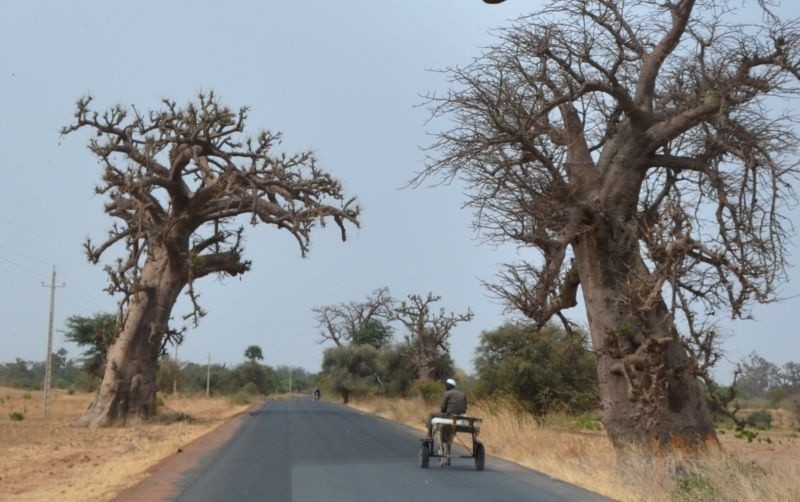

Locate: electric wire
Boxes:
[0,255,47,282]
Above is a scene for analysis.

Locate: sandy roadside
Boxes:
[0,387,251,502]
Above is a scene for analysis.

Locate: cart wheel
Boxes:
[475,442,485,471]
[420,441,430,468]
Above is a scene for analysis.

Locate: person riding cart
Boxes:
[420,378,485,470]
[426,378,466,439]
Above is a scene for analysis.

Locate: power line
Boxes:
[60,294,105,315]
[0,263,43,283]
[59,271,112,309]
[0,241,50,267]
[0,255,47,282]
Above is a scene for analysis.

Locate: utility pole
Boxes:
[289,368,293,395]
[206,353,211,398]
[42,266,65,417]
[173,342,178,395]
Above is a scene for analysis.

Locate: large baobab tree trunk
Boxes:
[574,188,716,449]
[76,252,184,427]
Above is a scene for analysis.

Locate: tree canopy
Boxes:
[64,91,360,426]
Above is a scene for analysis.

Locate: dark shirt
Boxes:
[440,388,467,415]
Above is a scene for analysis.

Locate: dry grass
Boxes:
[349,396,800,501]
[0,387,250,501]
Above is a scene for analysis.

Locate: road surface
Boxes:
[127,398,611,501]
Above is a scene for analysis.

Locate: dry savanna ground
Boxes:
[3,387,799,501]
[349,397,800,502]
[0,387,251,502]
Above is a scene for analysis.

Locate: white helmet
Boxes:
[446,378,457,388]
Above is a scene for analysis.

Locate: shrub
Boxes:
[747,409,773,430]
[765,387,790,407]
[229,391,251,405]
[735,427,759,442]
[675,473,717,501]
[409,379,442,404]
[573,415,604,431]
[474,322,597,416]
[9,411,24,421]
[242,382,259,396]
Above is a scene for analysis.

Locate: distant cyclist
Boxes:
[313,387,320,400]
[425,378,467,439]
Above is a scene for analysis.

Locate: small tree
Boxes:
[64,92,359,426]
[62,313,117,379]
[736,352,780,399]
[322,345,380,403]
[244,345,264,364]
[474,323,597,415]
[779,361,800,394]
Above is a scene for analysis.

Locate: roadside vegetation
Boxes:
[349,392,800,502]
[311,297,800,501]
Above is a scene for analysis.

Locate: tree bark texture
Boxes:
[76,250,184,427]
[574,148,716,449]
[575,228,716,448]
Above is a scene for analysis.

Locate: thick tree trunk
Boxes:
[574,213,717,450]
[417,340,438,381]
[76,251,185,427]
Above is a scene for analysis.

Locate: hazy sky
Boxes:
[1,1,797,382]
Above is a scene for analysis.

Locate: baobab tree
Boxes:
[64,92,359,426]
[392,293,474,380]
[418,0,800,449]
[313,287,394,348]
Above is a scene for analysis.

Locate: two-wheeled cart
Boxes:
[419,415,484,471]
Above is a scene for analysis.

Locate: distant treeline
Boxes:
[0,349,315,397]
[3,324,797,421]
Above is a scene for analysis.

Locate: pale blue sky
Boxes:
[0,1,797,382]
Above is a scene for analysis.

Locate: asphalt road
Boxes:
[163,398,610,502]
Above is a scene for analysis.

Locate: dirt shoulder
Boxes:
[0,387,251,502]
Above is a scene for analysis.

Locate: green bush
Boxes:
[474,322,597,415]
[9,411,24,421]
[675,473,717,501]
[410,380,443,404]
[229,391,251,405]
[573,415,604,431]
[322,345,380,404]
[735,427,759,442]
[747,409,773,430]
[242,382,259,395]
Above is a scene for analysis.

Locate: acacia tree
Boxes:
[392,293,473,380]
[64,92,359,426]
[63,313,118,379]
[244,345,265,364]
[418,0,800,449]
